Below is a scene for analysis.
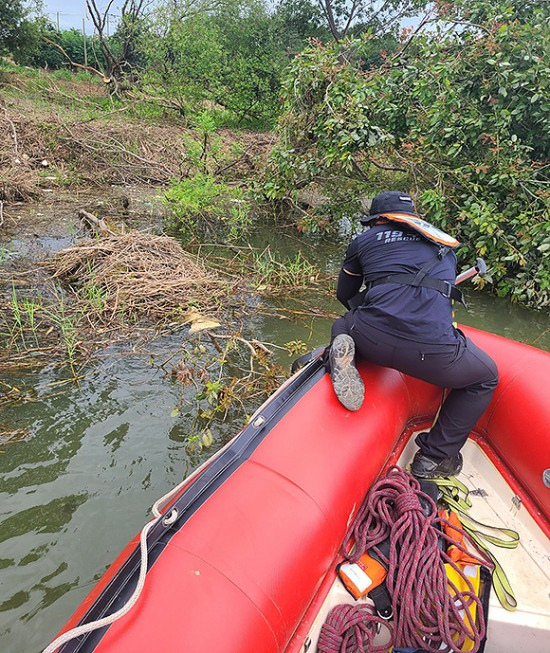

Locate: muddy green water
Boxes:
[1,218,549,653]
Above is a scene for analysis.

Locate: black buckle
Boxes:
[442,281,452,298]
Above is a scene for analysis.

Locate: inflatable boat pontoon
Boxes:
[44,326,550,653]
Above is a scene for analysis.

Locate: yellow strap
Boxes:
[461,528,518,611]
[432,476,519,611]
[455,512,520,549]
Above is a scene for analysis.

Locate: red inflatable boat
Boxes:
[45,325,550,653]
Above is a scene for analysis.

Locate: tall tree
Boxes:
[0,0,32,56]
[86,0,153,87]
[274,0,329,50]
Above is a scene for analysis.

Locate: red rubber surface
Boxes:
[57,326,550,653]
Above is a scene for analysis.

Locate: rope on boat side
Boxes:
[42,478,189,653]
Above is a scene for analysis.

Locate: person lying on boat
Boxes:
[328,191,498,479]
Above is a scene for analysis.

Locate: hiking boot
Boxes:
[329,334,364,411]
[410,451,463,479]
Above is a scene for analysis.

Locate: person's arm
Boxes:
[336,268,363,310]
[335,238,363,309]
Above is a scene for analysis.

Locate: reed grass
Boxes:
[0,283,82,377]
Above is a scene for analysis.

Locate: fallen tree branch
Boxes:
[1,105,20,158]
[78,209,117,235]
[43,37,110,83]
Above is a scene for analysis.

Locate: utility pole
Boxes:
[56,11,60,31]
[106,14,110,38]
[82,19,88,67]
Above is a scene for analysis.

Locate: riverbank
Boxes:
[1,65,303,383]
[1,64,274,201]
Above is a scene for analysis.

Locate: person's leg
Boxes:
[328,313,404,410]
[328,312,365,411]
[413,336,498,461]
[330,315,351,341]
[351,322,498,475]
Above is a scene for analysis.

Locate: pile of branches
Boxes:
[0,167,37,203]
[50,231,228,321]
[0,101,186,191]
[57,121,186,184]
[0,105,40,202]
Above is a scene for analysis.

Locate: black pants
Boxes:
[331,312,498,460]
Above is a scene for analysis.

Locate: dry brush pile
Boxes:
[0,104,42,203]
[50,231,229,322]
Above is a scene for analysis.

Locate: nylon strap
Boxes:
[366,246,465,305]
[368,274,465,303]
[432,476,519,611]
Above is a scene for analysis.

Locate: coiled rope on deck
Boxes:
[328,466,486,653]
[318,604,393,653]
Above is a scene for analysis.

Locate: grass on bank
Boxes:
[0,62,272,204]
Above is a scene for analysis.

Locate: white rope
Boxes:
[42,477,188,653]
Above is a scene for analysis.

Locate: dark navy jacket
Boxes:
[338,223,459,344]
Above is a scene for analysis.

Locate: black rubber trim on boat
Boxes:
[57,354,327,653]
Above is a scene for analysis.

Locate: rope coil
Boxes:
[331,466,486,653]
[318,604,393,653]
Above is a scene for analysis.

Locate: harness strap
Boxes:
[368,274,465,304]
[364,245,465,305]
[368,580,393,620]
[432,476,519,612]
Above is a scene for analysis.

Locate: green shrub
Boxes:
[164,173,251,243]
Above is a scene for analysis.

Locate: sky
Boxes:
[38,1,120,32]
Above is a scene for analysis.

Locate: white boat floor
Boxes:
[302,437,550,653]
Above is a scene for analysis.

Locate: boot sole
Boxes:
[329,335,364,411]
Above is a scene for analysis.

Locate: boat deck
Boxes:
[303,437,550,653]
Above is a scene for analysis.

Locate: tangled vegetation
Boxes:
[266,0,550,307]
[50,231,229,321]
[168,329,288,452]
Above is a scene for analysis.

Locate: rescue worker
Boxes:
[329,191,499,478]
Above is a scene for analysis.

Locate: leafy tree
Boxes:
[273,0,329,51]
[142,0,286,125]
[266,0,550,307]
[18,23,103,69]
[141,10,225,116]
[0,0,36,58]
[213,0,286,124]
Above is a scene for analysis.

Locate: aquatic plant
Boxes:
[167,330,288,443]
[0,283,83,377]
[253,248,319,291]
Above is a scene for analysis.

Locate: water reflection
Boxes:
[0,494,88,547]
